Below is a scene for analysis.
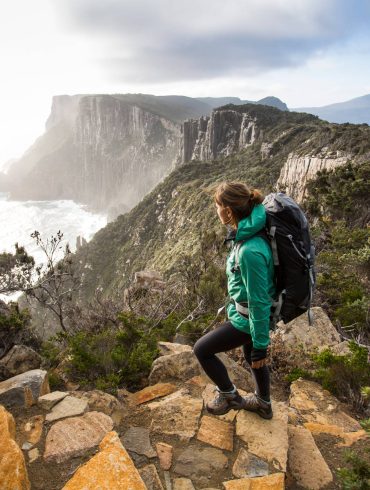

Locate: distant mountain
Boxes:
[294,94,370,125]
[196,95,288,111]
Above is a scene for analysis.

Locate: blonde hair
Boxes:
[214,181,264,226]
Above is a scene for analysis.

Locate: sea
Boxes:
[0,192,107,302]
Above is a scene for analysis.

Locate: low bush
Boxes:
[337,449,370,490]
[66,312,158,392]
[312,342,370,412]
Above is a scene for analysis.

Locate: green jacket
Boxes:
[226,204,276,349]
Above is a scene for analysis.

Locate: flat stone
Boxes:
[44,411,114,463]
[0,405,30,489]
[223,472,285,489]
[45,395,88,422]
[61,431,146,489]
[232,448,269,478]
[139,464,164,490]
[38,390,68,410]
[289,379,362,432]
[148,388,203,440]
[304,422,368,447]
[174,444,228,482]
[288,425,333,489]
[236,401,289,472]
[197,415,234,451]
[0,369,49,408]
[122,426,156,458]
[173,478,195,490]
[28,447,40,463]
[21,414,44,444]
[156,442,173,470]
[131,383,178,405]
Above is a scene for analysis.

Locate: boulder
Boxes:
[0,369,49,408]
[61,431,146,489]
[158,341,192,356]
[149,351,201,384]
[69,389,126,424]
[0,404,30,489]
[134,271,166,290]
[149,349,253,392]
[271,307,343,369]
[44,411,114,463]
[0,345,42,377]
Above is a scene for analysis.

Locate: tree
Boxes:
[0,231,80,332]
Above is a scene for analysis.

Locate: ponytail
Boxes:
[214,182,264,225]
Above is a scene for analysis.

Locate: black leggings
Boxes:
[193,321,270,400]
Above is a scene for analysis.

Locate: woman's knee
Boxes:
[193,337,206,361]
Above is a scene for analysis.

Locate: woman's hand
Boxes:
[251,348,268,369]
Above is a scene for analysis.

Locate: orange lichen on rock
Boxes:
[0,404,31,490]
[62,431,146,489]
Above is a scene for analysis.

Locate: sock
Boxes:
[256,391,271,403]
[220,384,237,394]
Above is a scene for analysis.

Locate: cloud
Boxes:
[57,0,370,83]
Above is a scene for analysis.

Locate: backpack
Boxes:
[233,192,315,329]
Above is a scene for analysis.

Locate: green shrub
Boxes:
[284,367,311,383]
[337,450,370,489]
[66,312,159,391]
[313,342,370,411]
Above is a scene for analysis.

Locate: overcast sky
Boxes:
[1,0,370,167]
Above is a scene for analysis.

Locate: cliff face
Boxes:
[182,109,259,162]
[9,95,181,218]
[277,150,351,203]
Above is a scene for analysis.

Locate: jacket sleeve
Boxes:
[239,246,271,349]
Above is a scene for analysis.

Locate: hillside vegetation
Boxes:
[75,105,370,301]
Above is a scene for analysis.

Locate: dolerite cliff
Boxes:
[182,104,370,204]
[277,150,351,203]
[9,95,182,218]
[182,108,259,162]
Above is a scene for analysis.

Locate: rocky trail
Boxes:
[0,309,369,489]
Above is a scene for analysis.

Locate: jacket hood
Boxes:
[235,204,266,241]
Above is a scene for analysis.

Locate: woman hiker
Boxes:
[193,181,275,419]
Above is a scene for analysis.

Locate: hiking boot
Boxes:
[206,386,246,416]
[242,392,273,419]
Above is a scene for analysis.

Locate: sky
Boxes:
[1,0,370,168]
